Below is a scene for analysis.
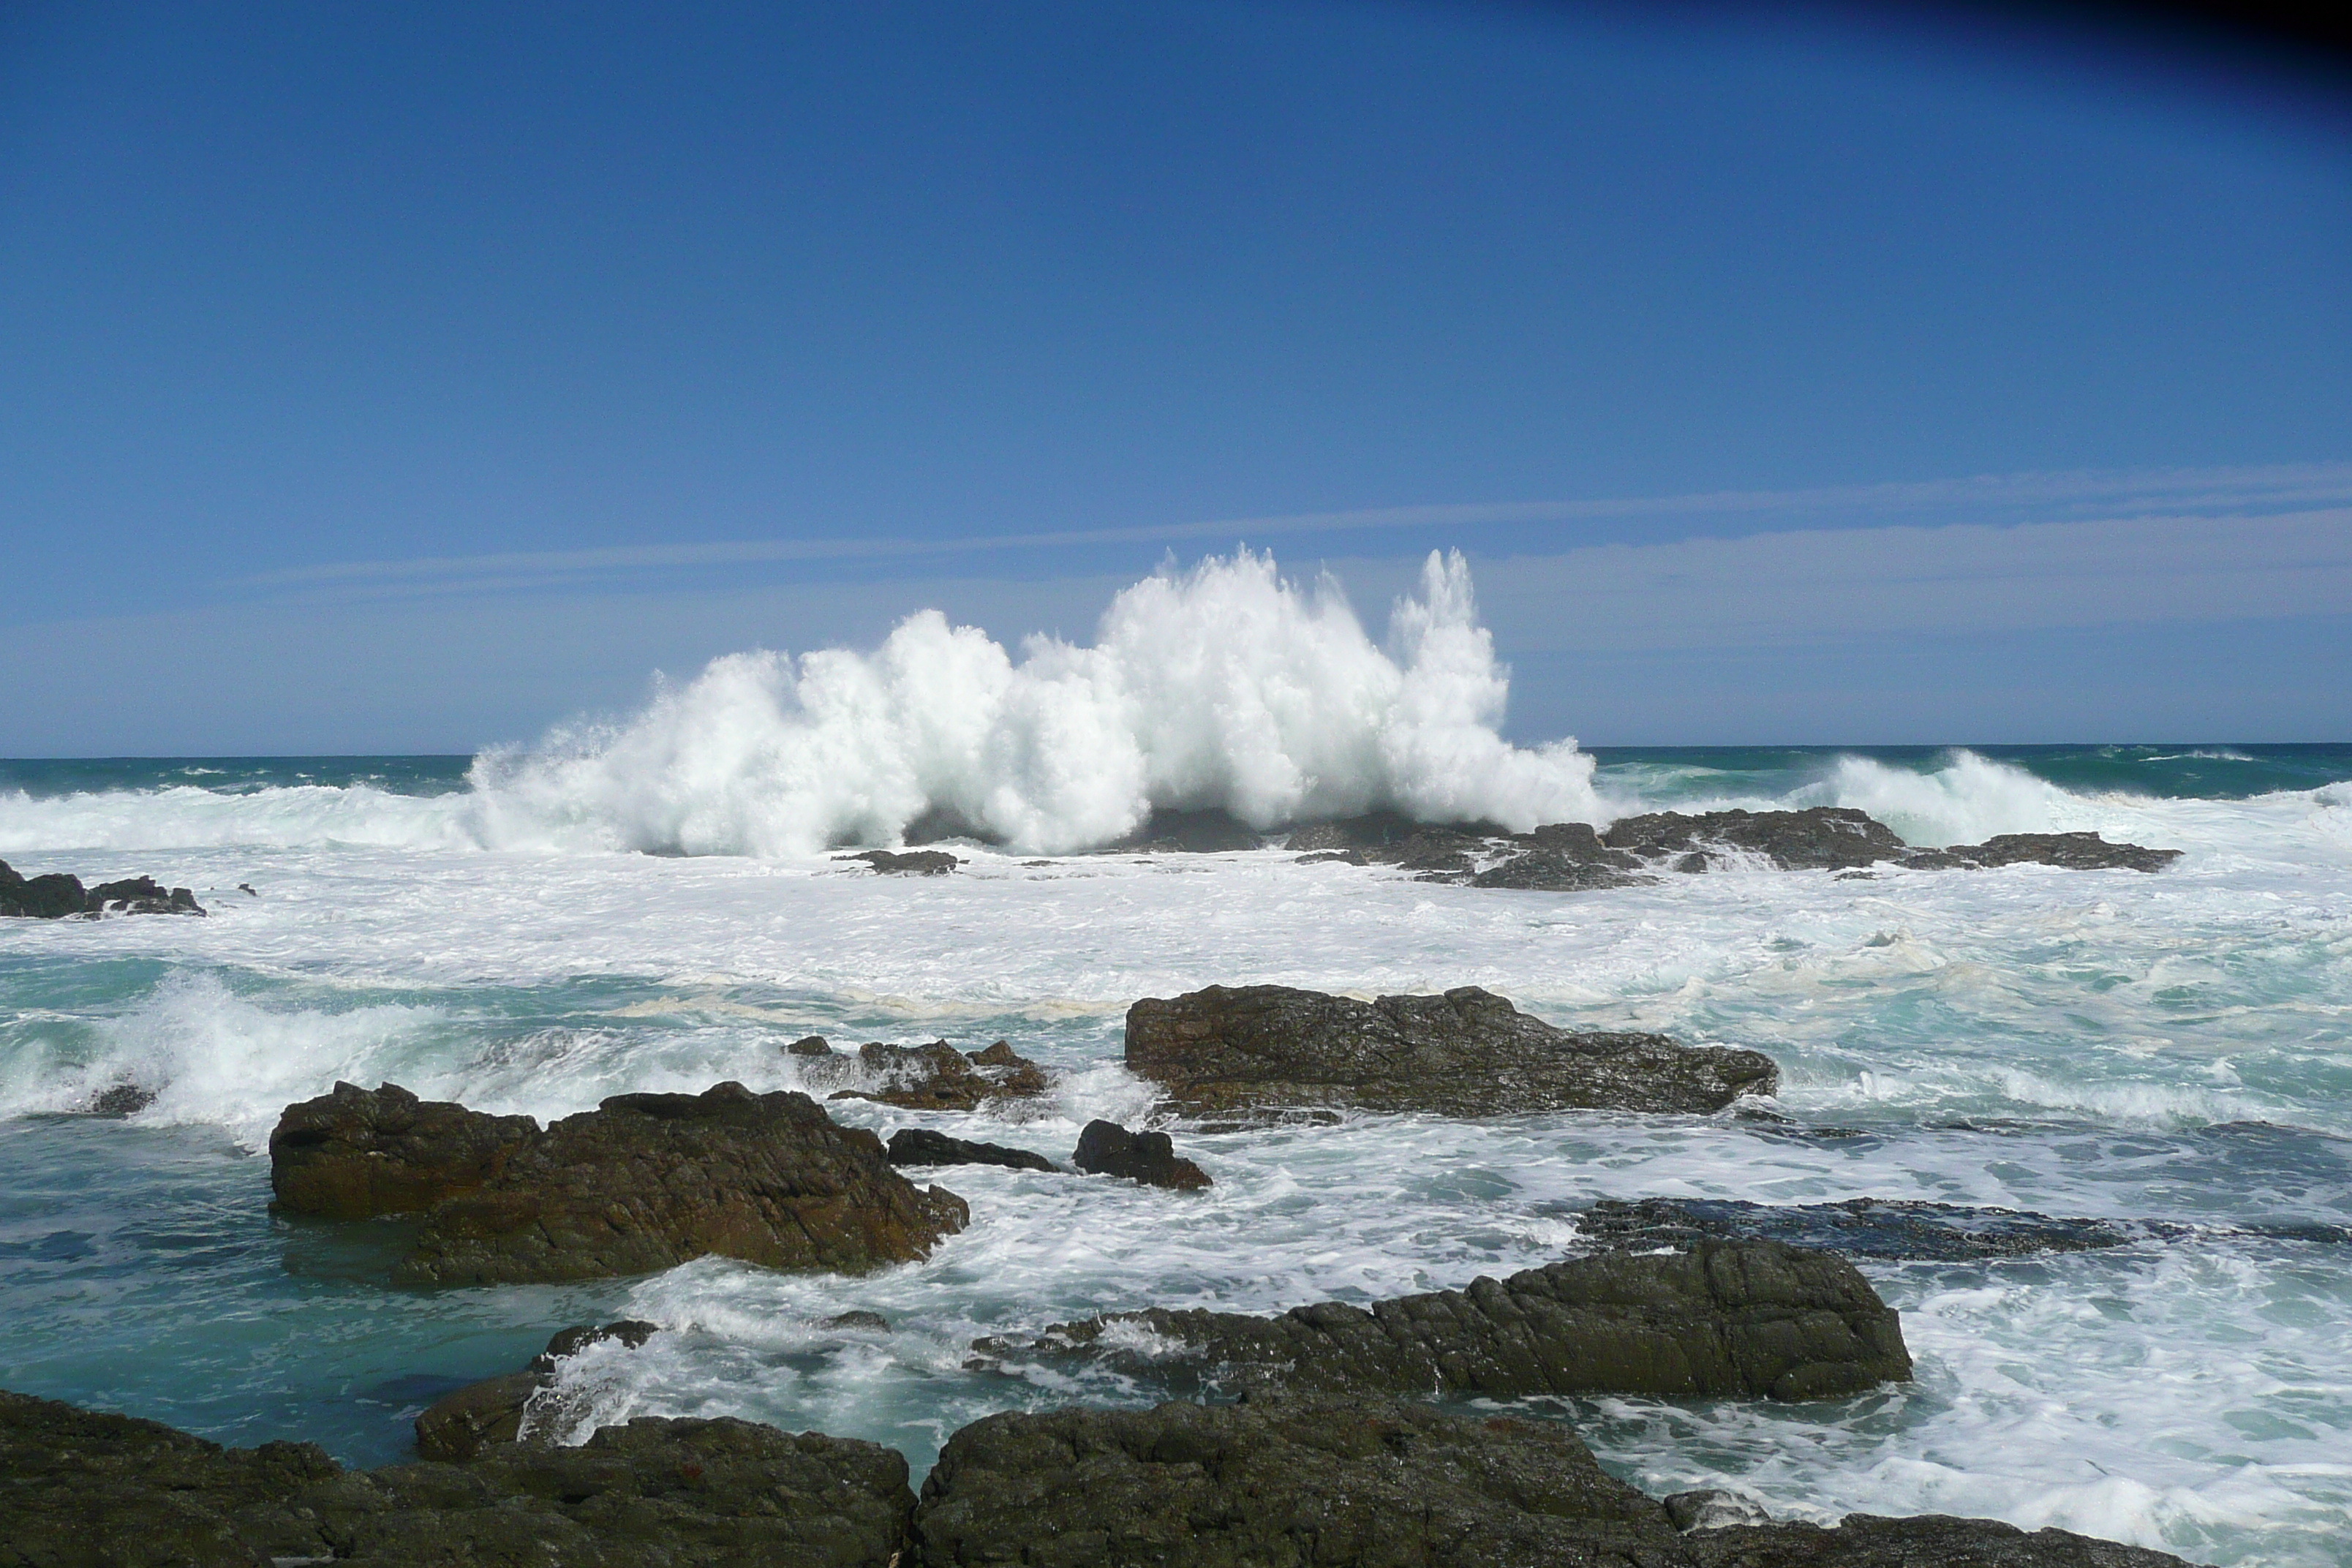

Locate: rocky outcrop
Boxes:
[1126,984,1778,1117]
[0,859,205,917]
[1070,1119,1212,1190]
[270,1082,540,1220]
[90,1083,158,1116]
[886,1127,1058,1173]
[1108,807,1270,853]
[415,1320,660,1462]
[0,1387,915,1567]
[976,1240,1910,1402]
[793,1036,1052,1112]
[912,1396,2193,1567]
[1270,811,2182,887]
[837,848,961,875]
[391,1082,968,1286]
[1578,1196,2132,1262]
[1900,832,2182,872]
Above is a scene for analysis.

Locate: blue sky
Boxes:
[3,1,2347,753]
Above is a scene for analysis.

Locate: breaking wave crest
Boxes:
[467,549,1601,856]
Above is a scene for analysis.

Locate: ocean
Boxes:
[1,559,2348,1567]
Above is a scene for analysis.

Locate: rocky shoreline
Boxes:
[1,1380,2200,1567]
[0,856,206,917]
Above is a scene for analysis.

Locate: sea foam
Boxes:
[465,549,1601,856]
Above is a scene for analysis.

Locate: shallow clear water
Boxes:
[2,744,2348,1567]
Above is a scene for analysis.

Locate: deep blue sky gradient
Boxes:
[2,1,2347,750]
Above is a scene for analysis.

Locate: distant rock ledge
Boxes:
[0,859,205,918]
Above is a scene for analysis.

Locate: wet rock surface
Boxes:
[837,848,962,875]
[1107,806,1272,853]
[1,859,206,917]
[0,1387,916,1567]
[976,1239,1911,1401]
[1901,832,2183,872]
[1126,983,1779,1117]
[1578,1196,2134,1262]
[887,1126,1058,1173]
[799,1036,1052,1111]
[269,1081,540,1221]
[415,1320,660,1462]
[1070,1118,1213,1189]
[913,1396,2190,1568]
[392,1082,968,1286]
[1602,807,1907,870]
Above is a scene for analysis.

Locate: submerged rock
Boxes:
[976,1239,1910,1401]
[1669,1488,1776,1530]
[1107,807,1270,853]
[0,859,205,918]
[838,848,962,875]
[392,1082,968,1286]
[89,1083,158,1117]
[415,1321,660,1462]
[1578,1196,2133,1261]
[886,1126,1058,1173]
[1,1387,915,1567]
[1069,1119,1212,1190]
[811,1038,1052,1111]
[1126,984,1778,1117]
[270,1082,540,1221]
[913,1395,2190,1567]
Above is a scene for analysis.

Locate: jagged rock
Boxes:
[0,859,205,918]
[1070,1120,1211,1190]
[913,1395,2189,1567]
[886,1127,1058,1173]
[838,849,961,875]
[788,1034,834,1055]
[976,1240,1910,1401]
[1602,807,1907,870]
[268,1082,540,1221]
[0,1387,916,1567]
[912,1396,1679,1568]
[1904,832,2182,872]
[90,1083,157,1117]
[1681,1514,2194,1567]
[1670,1488,1775,1530]
[1578,1196,2133,1261]
[392,1082,969,1286]
[1125,984,1778,1117]
[815,1038,1052,1111]
[415,1321,660,1461]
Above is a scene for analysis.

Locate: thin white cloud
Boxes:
[1472,505,2352,651]
[241,460,2352,595]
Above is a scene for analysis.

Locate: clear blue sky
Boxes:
[3,1,2347,753]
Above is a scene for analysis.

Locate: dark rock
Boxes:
[823,1310,892,1332]
[887,1126,1058,1173]
[268,1082,540,1221]
[238,882,257,895]
[91,1083,157,1117]
[1906,832,2182,873]
[1683,1513,2195,1567]
[0,859,206,917]
[912,1395,1681,1568]
[1578,1196,2133,1262]
[1603,807,1907,871]
[1125,983,1779,1117]
[1070,1119,1212,1190]
[415,1322,660,1462]
[838,848,961,875]
[822,1039,1052,1111]
[1105,807,1270,853]
[1294,848,1368,865]
[902,804,1000,845]
[392,1082,969,1286]
[1,1387,915,1567]
[787,1034,834,1056]
[977,1239,1910,1402]
[1670,1488,1775,1530]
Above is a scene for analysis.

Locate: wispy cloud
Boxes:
[243,461,2352,598]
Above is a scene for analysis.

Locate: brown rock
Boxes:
[392,1083,968,1286]
[1126,984,1779,1117]
[823,1039,1051,1111]
[269,1082,540,1220]
[1070,1120,1211,1190]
